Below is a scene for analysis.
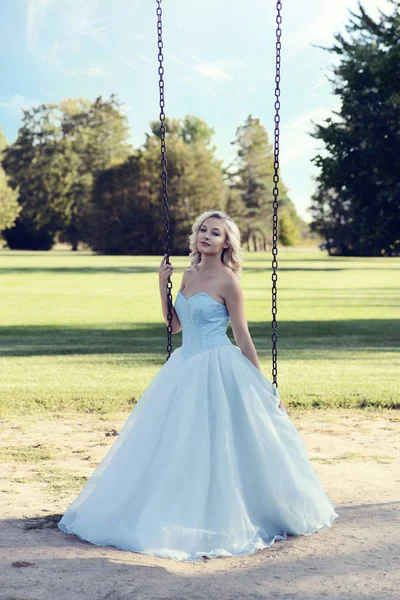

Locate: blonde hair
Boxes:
[188,210,245,279]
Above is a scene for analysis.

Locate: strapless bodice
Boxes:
[174,290,232,360]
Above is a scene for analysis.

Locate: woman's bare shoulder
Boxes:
[222,266,239,282]
[221,268,241,295]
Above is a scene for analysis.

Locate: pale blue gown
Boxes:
[58,291,339,561]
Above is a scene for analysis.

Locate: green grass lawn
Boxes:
[0,248,399,414]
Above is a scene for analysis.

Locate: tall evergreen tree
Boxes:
[310,0,400,256]
[228,115,296,250]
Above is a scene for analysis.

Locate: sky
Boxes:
[0,0,394,222]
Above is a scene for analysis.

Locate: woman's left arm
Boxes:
[224,276,283,409]
[223,276,261,370]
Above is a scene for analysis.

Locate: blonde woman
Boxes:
[58,210,338,562]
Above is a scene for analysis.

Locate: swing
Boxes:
[57,9,342,558]
[155,1,282,389]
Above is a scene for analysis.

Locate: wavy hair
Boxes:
[188,210,245,279]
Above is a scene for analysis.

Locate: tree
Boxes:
[69,111,303,254]
[84,155,152,255]
[279,203,301,246]
[310,0,400,256]
[228,115,298,250]
[86,115,228,255]
[1,109,59,249]
[0,128,21,232]
[1,95,133,250]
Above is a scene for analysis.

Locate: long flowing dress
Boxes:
[58,290,339,561]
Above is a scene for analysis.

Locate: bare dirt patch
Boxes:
[1,409,399,600]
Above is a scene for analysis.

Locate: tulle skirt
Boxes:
[58,343,339,561]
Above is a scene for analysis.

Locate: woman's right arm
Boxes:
[158,254,182,334]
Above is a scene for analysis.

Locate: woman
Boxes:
[58,209,338,561]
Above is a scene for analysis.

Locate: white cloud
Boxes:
[283,0,393,61]
[69,65,107,77]
[285,107,340,132]
[194,63,233,81]
[281,105,341,166]
[27,0,108,51]
[168,54,187,68]
[26,0,56,53]
[42,47,107,78]
[139,53,158,68]
[191,56,233,81]
[133,33,150,42]
[124,60,137,72]
[0,94,44,116]
[26,0,109,77]
[71,15,107,42]
[190,55,272,84]
[214,58,251,71]
[307,77,330,101]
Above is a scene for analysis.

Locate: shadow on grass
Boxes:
[0,319,399,358]
[1,262,399,275]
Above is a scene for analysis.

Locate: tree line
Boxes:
[0,100,307,254]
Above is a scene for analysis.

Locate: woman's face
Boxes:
[197,217,228,255]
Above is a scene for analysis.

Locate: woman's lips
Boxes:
[200,242,210,246]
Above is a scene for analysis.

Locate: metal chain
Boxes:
[156,0,173,361]
[271,1,282,387]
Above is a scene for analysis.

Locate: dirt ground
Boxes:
[1,408,399,600]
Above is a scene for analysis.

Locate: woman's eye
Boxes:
[201,229,218,236]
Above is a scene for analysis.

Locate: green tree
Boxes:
[310,0,400,256]
[228,115,299,250]
[149,116,228,253]
[2,95,132,250]
[0,128,21,232]
[1,109,59,249]
[86,115,228,255]
[84,156,146,254]
[279,203,301,246]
